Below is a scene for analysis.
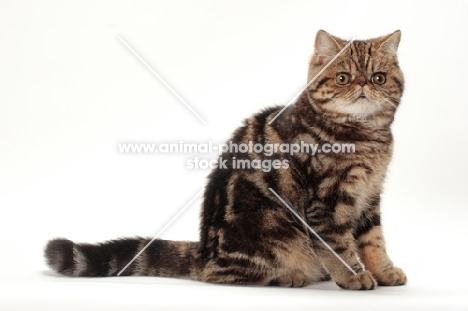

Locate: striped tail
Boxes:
[45,238,199,278]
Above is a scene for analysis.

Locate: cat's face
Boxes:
[307,30,404,118]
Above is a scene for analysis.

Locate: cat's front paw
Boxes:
[335,271,377,290]
[374,267,407,286]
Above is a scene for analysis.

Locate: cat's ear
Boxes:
[314,30,344,58]
[378,30,401,55]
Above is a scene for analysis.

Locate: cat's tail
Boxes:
[45,238,199,279]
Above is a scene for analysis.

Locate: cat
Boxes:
[45,30,407,290]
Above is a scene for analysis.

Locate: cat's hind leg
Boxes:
[198,227,325,287]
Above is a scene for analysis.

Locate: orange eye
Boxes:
[335,73,351,85]
[371,72,386,85]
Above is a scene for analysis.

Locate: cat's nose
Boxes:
[356,76,367,87]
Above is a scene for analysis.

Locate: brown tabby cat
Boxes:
[45,30,407,290]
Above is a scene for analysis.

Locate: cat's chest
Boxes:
[312,145,391,211]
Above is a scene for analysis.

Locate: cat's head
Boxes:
[307,30,403,119]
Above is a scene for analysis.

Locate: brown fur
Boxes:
[45,30,407,290]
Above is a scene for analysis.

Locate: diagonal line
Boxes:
[268,38,356,125]
[383,97,398,109]
[268,188,357,276]
[118,36,207,125]
[117,188,204,276]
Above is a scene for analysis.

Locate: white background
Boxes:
[1,0,467,310]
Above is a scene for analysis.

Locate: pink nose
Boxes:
[356,76,367,87]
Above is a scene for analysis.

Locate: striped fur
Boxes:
[45,30,406,290]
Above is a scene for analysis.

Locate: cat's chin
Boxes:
[326,99,382,117]
[350,99,381,116]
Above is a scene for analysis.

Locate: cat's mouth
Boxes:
[354,92,368,103]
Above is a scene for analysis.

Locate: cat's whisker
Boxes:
[383,97,398,109]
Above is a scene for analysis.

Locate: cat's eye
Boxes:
[335,73,352,85]
[371,72,386,85]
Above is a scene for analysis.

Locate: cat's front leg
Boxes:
[354,201,407,286]
[313,228,377,290]
[307,194,379,290]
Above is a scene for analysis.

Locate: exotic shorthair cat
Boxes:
[45,30,407,290]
